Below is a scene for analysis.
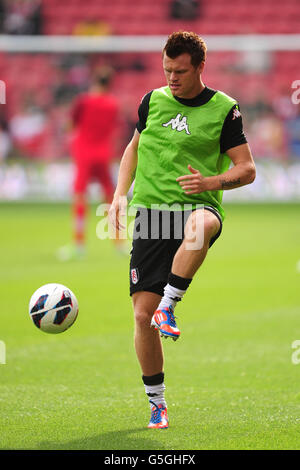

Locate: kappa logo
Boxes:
[232,107,241,120]
[162,113,191,135]
[131,268,139,284]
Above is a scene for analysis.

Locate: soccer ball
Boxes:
[29,283,78,334]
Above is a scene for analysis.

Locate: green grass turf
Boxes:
[0,202,300,450]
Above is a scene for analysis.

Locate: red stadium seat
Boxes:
[2,0,299,161]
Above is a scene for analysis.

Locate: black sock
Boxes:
[142,372,164,386]
[142,372,166,407]
[168,272,192,291]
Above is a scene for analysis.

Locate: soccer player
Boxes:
[109,32,256,429]
[58,66,123,261]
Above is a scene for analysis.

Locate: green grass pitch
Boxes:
[0,202,300,450]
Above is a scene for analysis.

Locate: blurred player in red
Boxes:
[58,66,124,260]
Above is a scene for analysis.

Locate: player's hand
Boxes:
[176,165,207,194]
[108,195,127,231]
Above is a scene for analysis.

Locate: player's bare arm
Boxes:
[176,143,256,194]
[109,129,140,230]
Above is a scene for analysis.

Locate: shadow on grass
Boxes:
[37,427,166,451]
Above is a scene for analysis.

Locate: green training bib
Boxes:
[131,86,237,220]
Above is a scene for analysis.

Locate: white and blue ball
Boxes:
[29,283,78,334]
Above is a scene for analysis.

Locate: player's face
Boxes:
[163,52,204,99]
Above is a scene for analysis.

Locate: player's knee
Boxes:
[184,210,206,248]
[134,309,152,329]
[183,209,219,250]
[203,213,220,241]
[74,192,86,205]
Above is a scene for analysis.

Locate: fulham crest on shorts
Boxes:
[131,268,139,284]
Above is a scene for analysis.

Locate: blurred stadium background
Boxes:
[1,0,300,451]
[0,0,300,202]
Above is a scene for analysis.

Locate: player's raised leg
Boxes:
[132,290,169,428]
[152,209,221,339]
[172,208,221,278]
